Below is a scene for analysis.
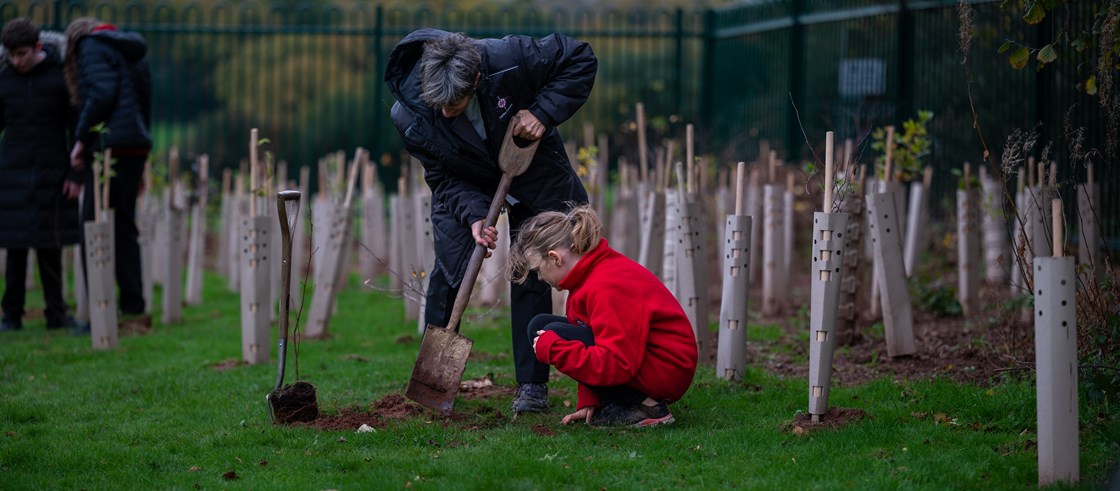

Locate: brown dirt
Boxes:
[746,279,1034,388]
[208,358,245,371]
[530,424,557,436]
[303,406,385,431]
[372,393,425,419]
[782,407,868,434]
[458,377,517,400]
[269,381,319,424]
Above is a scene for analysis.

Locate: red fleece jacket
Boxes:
[534,239,698,409]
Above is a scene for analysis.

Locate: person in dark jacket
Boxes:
[0,18,81,332]
[64,17,152,329]
[385,30,596,413]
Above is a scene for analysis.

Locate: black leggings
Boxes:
[528,314,648,407]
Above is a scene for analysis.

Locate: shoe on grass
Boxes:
[0,318,22,332]
[46,315,78,330]
[591,400,675,428]
[512,383,549,413]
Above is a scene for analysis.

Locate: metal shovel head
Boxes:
[405,324,474,415]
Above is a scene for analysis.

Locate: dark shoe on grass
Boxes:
[46,315,78,330]
[0,318,22,332]
[591,401,675,428]
[72,322,90,336]
[512,383,549,413]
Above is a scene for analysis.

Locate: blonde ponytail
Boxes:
[508,204,603,284]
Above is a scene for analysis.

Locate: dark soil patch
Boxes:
[269,381,319,424]
[782,407,868,434]
[395,334,416,344]
[530,424,557,436]
[304,406,385,431]
[208,358,245,371]
[120,314,153,336]
[753,292,1032,388]
[373,393,425,419]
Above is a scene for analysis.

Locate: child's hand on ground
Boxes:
[561,406,596,425]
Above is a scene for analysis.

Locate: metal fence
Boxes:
[2,0,1116,250]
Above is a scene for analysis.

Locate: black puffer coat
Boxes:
[73,29,151,151]
[386,29,596,287]
[0,41,80,248]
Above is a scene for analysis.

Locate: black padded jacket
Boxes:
[73,29,151,151]
[0,41,80,248]
[385,29,596,287]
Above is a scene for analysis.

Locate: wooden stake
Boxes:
[787,172,795,194]
[343,149,363,209]
[1017,166,1026,194]
[824,131,835,213]
[843,138,853,174]
[102,149,113,213]
[92,162,102,220]
[1028,156,1037,187]
[883,125,895,186]
[636,102,648,184]
[249,128,258,218]
[1052,199,1063,257]
[735,162,746,216]
[685,124,695,195]
[923,166,933,190]
[963,162,971,191]
[1048,161,1057,188]
[768,150,777,184]
[1087,163,1094,186]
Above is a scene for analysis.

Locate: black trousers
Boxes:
[80,154,145,315]
[424,203,553,385]
[2,248,67,324]
[527,314,648,407]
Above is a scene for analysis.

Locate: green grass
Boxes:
[1,271,1117,490]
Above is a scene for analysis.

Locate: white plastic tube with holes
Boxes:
[956,188,981,316]
[1033,200,1078,486]
[85,216,118,350]
[762,184,786,316]
[241,215,272,364]
[808,212,848,416]
[716,214,752,381]
[867,192,916,358]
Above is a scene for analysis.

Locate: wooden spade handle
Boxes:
[447,171,514,333]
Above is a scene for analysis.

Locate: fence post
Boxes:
[674,8,684,117]
[786,0,804,161]
[701,9,715,130]
[896,0,913,121]
[373,4,384,170]
[53,0,63,30]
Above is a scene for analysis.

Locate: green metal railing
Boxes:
[1,0,1115,250]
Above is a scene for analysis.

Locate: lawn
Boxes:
[0,270,1117,490]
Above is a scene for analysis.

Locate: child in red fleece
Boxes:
[509,205,697,427]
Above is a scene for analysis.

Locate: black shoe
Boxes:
[46,315,78,330]
[591,401,675,428]
[0,318,22,332]
[512,383,549,413]
[72,322,90,336]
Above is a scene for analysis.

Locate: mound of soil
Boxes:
[782,407,868,434]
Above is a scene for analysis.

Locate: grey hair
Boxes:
[419,33,481,108]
